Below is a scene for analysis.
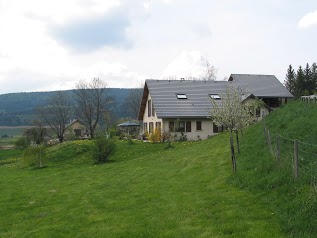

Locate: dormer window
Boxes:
[176,94,187,99]
[209,94,221,100]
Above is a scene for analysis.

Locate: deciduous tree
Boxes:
[74,78,110,139]
[209,87,255,172]
[37,91,72,142]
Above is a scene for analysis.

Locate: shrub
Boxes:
[146,128,162,143]
[23,144,46,168]
[92,135,116,163]
[15,136,31,149]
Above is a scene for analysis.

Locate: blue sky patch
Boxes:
[50,14,132,52]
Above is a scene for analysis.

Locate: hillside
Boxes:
[0,88,134,126]
[233,100,317,237]
[0,100,316,237]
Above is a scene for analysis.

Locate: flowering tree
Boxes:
[210,87,255,172]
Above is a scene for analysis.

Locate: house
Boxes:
[138,74,293,141]
[66,119,89,137]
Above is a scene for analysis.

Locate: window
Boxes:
[213,123,218,133]
[143,122,148,133]
[196,121,202,131]
[171,121,191,132]
[152,103,155,117]
[155,122,161,132]
[176,94,187,99]
[74,129,81,136]
[209,94,221,100]
[149,122,154,133]
[256,108,261,117]
[177,121,185,132]
[169,121,174,132]
[148,99,151,117]
[186,121,191,132]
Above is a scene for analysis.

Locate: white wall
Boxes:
[163,119,217,141]
[142,93,162,133]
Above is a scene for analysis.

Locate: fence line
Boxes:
[263,123,317,189]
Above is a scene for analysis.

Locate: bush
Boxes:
[92,135,116,163]
[146,128,162,143]
[15,136,31,149]
[23,144,46,168]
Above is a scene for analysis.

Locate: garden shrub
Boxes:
[146,128,162,143]
[15,136,31,149]
[92,135,116,163]
[23,144,46,168]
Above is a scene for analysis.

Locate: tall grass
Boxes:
[232,101,317,238]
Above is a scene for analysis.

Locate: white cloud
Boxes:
[298,10,317,29]
[161,50,208,79]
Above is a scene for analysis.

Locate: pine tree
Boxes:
[311,63,317,94]
[295,66,305,98]
[284,64,296,96]
[303,63,313,95]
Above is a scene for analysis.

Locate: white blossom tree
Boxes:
[209,87,255,172]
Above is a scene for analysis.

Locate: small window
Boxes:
[74,129,81,136]
[177,121,185,132]
[209,94,221,100]
[176,94,187,99]
[152,103,155,117]
[143,122,148,133]
[186,121,191,132]
[155,122,161,131]
[256,108,261,117]
[148,99,152,117]
[196,121,202,131]
[169,121,174,132]
[149,122,154,133]
[213,123,218,133]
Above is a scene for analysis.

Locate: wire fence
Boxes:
[263,122,317,190]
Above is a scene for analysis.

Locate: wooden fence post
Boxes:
[276,134,280,162]
[267,130,272,154]
[294,139,299,179]
[263,121,266,144]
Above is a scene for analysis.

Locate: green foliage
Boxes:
[0,88,138,126]
[173,132,187,141]
[14,136,30,149]
[92,135,116,163]
[47,140,93,162]
[146,128,162,143]
[23,144,46,168]
[285,62,317,98]
[24,126,47,145]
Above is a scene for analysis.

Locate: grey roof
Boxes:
[145,80,228,119]
[138,75,293,120]
[228,74,294,98]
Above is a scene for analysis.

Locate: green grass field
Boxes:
[0,136,286,238]
[0,101,316,237]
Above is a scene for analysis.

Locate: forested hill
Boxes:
[0,88,133,126]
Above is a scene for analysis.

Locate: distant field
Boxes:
[0,126,30,137]
[0,126,30,146]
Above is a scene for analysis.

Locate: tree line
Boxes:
[0,88,141,126]
[284,63,317,98]
[20,78,143,144]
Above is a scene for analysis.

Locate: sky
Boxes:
[0,0,317,94]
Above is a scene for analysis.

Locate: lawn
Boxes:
[0,135,286,238]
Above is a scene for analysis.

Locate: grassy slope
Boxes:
[0,137,286,237]
[232,101,317,238]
